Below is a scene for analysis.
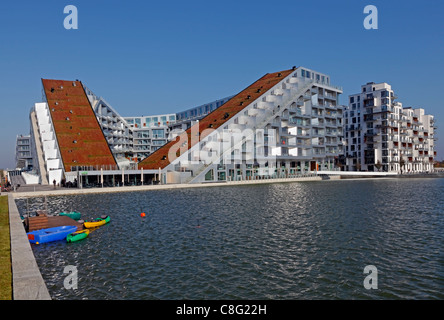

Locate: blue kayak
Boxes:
[27,225,78,244]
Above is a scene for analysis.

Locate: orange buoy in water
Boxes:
[140,212,146,217]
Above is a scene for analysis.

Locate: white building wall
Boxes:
[345,83,436,173]
[34,102,64,184]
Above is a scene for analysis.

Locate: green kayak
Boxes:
[67,229,89,243]
[60,211,81,220]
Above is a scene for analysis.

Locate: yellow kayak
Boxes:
[83,215,110,229]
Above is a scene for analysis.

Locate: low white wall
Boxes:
[166,171,191,184]
[317,170,397,176]
[48,169,63,185]
[21,172,40,184]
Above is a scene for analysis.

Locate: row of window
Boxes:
[350,90,392,104]
[125,115,176,128]
[177,99,229,121]
[300,69,329,84]
[17,151,31,157]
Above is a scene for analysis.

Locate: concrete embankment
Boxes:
[8,194,51,300]
[11,175,323,199]
[11,172,444,199]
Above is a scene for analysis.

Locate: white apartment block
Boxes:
[15,134,33,170]
[344,82,437,173]
[85,86,133,164]
[124,114,177,161]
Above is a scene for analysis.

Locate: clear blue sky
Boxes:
[1,0,443,168]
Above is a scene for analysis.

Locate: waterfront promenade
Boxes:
[10,174,325,199]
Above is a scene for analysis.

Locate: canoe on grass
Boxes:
[83,215,110,229]
[27,225,78,244]
[67,229,90,243]
[59,211,81,220]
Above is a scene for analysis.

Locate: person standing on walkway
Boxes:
[53,179,56,189]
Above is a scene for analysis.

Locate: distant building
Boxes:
[15,135,33,170]
[344,82,437,173]
[123,114,177,161]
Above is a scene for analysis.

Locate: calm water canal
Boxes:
[16,178,444,300]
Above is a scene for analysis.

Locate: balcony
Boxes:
[312,103,325,109]
[324,94,337,101]
[324,111,337,118]
[290,119,311,127]
[325,120,337,127]
[311,120,325,127]
[270,120,281,127]
[281,128,296,136]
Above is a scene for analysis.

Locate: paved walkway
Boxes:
[10,175,324,198]
[8,194,51,300]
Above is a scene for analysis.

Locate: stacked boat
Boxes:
[27,213,111,244]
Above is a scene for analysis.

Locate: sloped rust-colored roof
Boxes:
[138,68,294,170]
[42,79,117,172]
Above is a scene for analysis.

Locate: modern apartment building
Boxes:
[15,134,33,170]
[123,114,177,161]
[139,66,344,183]
[344,82,436,173]
[85,86,133,165]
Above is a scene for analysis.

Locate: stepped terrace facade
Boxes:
[139,66,344,184]
[22,67,345,186]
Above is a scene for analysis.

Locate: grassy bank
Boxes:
[0,196,12,300]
